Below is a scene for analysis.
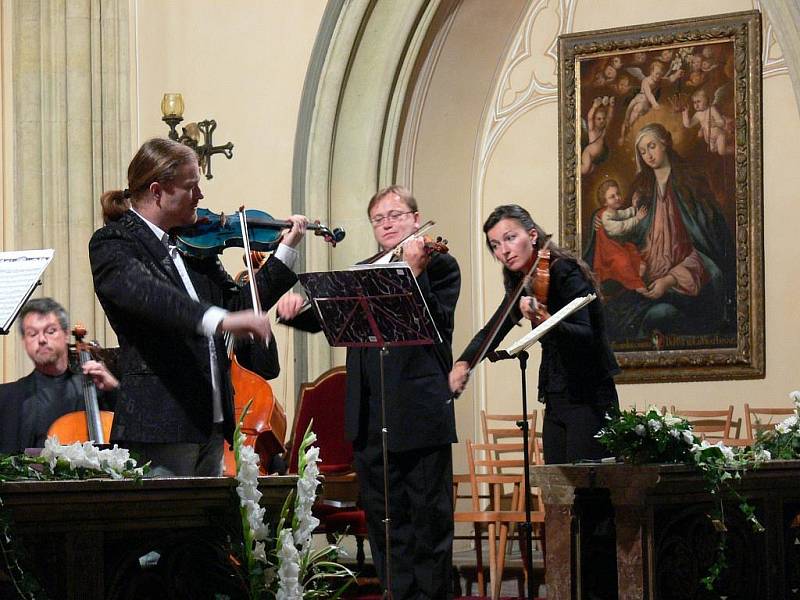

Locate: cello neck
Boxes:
[77,346,106,444]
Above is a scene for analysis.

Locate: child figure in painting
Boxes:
[619,60,683,145]
[581,96,615,175]
[591,179,647,292]
[681,88,733,155]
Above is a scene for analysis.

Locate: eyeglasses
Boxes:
[369,210,414,226]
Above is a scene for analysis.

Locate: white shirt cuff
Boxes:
[200,306,229,337]
[274,243,298,270]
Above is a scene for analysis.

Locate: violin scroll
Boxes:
[313,223,346,247]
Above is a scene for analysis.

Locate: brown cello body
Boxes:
[47,411,114,444]
[222,346,288,476]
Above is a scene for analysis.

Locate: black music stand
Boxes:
[297,263,441,599]
[486,293,596,600]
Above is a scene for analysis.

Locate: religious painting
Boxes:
[557,11,764,383]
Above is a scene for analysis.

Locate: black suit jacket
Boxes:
[288,252,461,453]
[89,210,297,444]
[0,373,37,454]
[458,257,619,404]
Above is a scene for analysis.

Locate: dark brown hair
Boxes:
[482,204,600,296]
[100,138,197,223]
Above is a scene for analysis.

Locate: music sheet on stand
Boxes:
[297,262,441,348]
[502,294,596,356]
[0,249,54,334]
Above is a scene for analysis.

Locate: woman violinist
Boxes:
[449,204,620,464]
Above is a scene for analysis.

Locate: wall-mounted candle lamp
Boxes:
[160,93,234,180]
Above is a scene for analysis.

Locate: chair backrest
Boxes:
[745,404,795,440]
[480,410,541,468]
[466,440,527,514]
[287,366,352,475]
[671,405,734,440]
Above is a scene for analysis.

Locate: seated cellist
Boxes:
[0,298,118,453]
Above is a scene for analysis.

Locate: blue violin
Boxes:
[175,207,345,257]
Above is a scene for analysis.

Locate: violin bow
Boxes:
[466,238,552,372]
[238,206,269,345]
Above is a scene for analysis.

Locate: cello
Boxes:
[47,324,114,444]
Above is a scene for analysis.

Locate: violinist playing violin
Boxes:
[0,298,118,454]
[277,185,460,599]
[449,204,620,465]
[89,138,307,477]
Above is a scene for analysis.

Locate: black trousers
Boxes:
[353,435,454,600]
[542,380,618,465]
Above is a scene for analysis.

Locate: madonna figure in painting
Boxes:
[585,123,736,343]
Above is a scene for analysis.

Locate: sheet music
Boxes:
[0,249,54,334]
[502,294,596,356]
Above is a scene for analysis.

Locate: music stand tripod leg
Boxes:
[379,345,393,599]
[515,350,536,600]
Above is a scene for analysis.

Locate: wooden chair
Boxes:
[480,410,542,467]
[287,366,368,569]
[671,405,734,441]
[745,403,795,440]
[454,440,545,600]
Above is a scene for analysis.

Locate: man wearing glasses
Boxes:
[278,185,461,598]
[0,298,119,453]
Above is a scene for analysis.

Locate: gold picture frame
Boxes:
[558,11,763,383]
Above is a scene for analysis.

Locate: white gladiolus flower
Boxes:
[789,390,800,405]
[234,432,270,553]
[682,430,695,445]
[635,424,646,436]
[669,428,681,439]
[293,445,321,548]
[648,419,662,432]
[663,415,682,427]
[277,529,302,600]
[253,541,267,564]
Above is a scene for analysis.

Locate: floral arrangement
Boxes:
[754,390,800,459]
[0,437,147,482]
[233,405,354,600]
[594,405,694,464]
[596,391,800,590]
